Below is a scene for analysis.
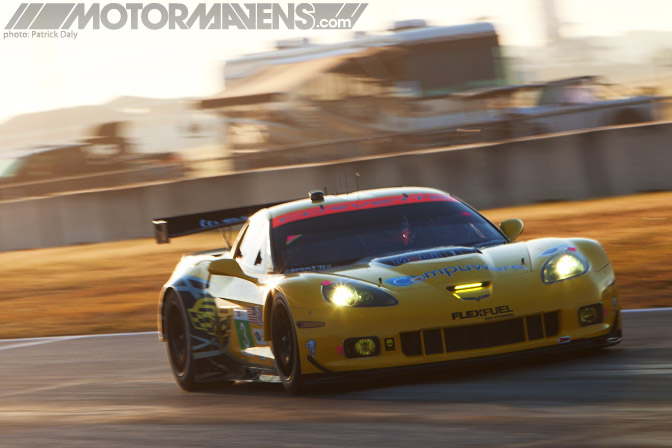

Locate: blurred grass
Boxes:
[0,192,670,339]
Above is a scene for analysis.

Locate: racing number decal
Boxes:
[239,322,251,348]
[234,309,255,350]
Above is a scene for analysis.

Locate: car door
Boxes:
[208,215,270,306]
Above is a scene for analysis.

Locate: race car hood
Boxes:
[328,242,533,291]
[276,237,608,317]
[315,237,605,294]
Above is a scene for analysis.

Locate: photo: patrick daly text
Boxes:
[4,30,78,39]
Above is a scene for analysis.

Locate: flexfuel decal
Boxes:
[386,264,525,287]
[452,305,514,321]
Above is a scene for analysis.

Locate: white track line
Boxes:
[0,309,669,349]
[622,308,672,313]
[0,331,158,350]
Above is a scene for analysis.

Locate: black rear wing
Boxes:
[152,201,283,244]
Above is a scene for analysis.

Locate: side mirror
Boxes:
[208,258,259,285]
[500,219,524,242]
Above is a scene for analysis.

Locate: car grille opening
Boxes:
[401,311,560,357]
[423,329,444,355]
[544,311,560,335]
[400,331,422,356]
[526,314,544,340]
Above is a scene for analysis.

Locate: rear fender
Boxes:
[157,286,176,341]
[160,274,248,379]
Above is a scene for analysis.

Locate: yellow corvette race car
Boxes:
[154,187,622,394]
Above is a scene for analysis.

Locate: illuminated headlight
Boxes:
[542,251,589,283]
[321,281,398,307]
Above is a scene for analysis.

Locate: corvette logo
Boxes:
[457,294,490,302]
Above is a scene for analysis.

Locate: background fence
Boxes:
[1,121,670,251]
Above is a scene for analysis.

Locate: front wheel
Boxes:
[270,293,304,394]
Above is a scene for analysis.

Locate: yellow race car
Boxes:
[154,187,621,394]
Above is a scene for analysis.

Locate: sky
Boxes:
[1,0,672,123]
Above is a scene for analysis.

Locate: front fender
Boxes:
[568,238,612,272]
[274,274,338,311]
[526,237,611,273]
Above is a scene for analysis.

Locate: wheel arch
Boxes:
[262,289,275,342]
[261,279,311,342]
[158,286,180,341]
[268,289,305,393]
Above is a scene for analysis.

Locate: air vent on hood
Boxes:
[373,247,480,267]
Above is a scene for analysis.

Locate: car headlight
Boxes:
[541,251,589,283]
[321,280,398,307]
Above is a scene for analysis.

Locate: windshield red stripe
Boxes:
[272,193,456,228]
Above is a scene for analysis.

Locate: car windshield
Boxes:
[272,198,506,273]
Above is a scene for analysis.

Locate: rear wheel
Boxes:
[271,293,304,394]
[164,291,199,391]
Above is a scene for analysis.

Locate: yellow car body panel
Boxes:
[275,239,619,376]
[157,187,621,392]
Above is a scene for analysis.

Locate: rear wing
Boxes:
[152,201,282,244]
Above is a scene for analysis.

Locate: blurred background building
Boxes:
[1,0,671,200]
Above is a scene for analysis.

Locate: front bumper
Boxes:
[303,315,622,385]
[293,267,622,375]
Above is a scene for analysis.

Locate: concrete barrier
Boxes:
[1,122,671,252]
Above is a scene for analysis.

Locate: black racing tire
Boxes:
[163,290,199,392]
[270,293,304,394]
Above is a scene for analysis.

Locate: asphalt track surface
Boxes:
[1,310,671,447]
